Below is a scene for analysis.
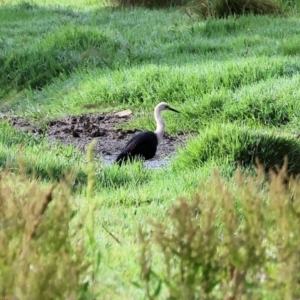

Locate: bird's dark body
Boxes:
[115,131,158,165]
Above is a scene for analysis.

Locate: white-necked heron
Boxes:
[115,102,180,165]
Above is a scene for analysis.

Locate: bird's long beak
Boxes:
[168,106,180,113]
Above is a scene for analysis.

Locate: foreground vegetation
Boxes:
[140,159,300,299]
[1,0,300,298]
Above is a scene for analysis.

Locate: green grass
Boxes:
[1,0,300,298]
[173,123,300,175]
[0,121,86,183]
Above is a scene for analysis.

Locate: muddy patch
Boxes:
[3,112,188,169]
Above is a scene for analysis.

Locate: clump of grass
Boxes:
[139,159,300,299]
[111,0,283,12]
[223,91,293,127]
[96,161,151,190]
[0,168,92,299]
[279,35,300,56]
[185,0,283,19]
[1,26,120,94]
[173,124,300,175]
[110,0,190,8]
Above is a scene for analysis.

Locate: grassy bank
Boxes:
[1,0,300,298]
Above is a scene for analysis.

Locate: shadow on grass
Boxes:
[173,124,300,177]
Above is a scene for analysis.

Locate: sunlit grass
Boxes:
[1,1,300,298]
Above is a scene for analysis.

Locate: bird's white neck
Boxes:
[154,107,165,145]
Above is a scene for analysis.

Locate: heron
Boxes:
[115,102,180,165]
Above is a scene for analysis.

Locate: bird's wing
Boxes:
[121,131,157,154]
[116,131,158,164]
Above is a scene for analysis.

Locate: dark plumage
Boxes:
[115,102,180,166]
[116,131,158,165]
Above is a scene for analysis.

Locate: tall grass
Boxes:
[111,0,296,17]
[139,159,300,299]
[0,140,107,299]
[185,0,285,19]
[0,169,92,299]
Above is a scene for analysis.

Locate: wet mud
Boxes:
[2,112,188,169]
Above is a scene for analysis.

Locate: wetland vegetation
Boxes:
[1,0,300,298]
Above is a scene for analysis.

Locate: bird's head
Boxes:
[155,102,180,113]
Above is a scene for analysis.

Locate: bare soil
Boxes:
[3,112,188,168]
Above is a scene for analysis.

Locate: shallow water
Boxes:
[101,155,171,169]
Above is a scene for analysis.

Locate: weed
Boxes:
[139,159,300,299]
[0,169,92,299]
